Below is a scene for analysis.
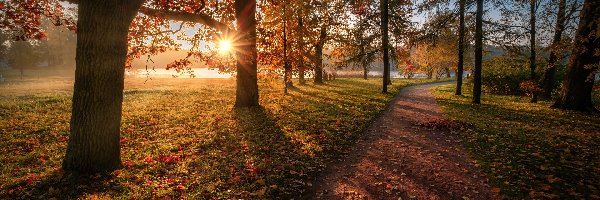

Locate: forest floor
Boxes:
[306,82,499,200]
[433,84,600,199]
[0,70,454,199]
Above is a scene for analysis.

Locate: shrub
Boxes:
[478,56,545,95]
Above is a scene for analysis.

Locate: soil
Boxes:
[304,82,498,200]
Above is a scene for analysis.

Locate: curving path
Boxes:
[305,82,498,200]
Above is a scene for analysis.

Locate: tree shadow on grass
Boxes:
[230,107,317,197]
[2,169,123,199]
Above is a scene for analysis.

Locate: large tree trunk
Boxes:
[63,0,142,173]
[472,0,483,104]
[314,25,326,84]
[455,0,465,95]
[380,0,390,93]
[540,0,567,98]
[298,14,306,85]
[234,0,259,107]
[552,0,600,113]
[529,0,538,103]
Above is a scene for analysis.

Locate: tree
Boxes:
[62,0,145,173]
[552,0,599,113]
[7,40,42,78]
[456,0,466,95]
[3,0,261,173]
[473,0,483,104]
[381,0,390,93]
[528,0,538,102]
[539,0,577,98]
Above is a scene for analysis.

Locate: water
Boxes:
[128,68,231,79]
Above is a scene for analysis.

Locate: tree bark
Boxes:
[540,0,567,98]
[381,0,390,93]
[552,0,600,113]
[234,0,259,107]
[456,0,465,95]
[314,25,326,84]
[529,0,538,103]
[63,0,143,173]
[363,66,368,80]
[283,2,292,92]
[473,0,483,104]
[298,15,306,85]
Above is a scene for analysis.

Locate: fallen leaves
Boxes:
[0,78,445,199]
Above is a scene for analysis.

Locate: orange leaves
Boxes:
[142,154,181,165]
[491,187,501,193]
[143,156,155,164]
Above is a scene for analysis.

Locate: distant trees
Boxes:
[7,41,42,78]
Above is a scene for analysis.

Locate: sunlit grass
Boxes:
[0,76,448,199]
[433,84,600,199]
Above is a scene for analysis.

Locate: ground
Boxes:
[0,70,451,199]
[433,84,600,199]
[306,82,497,199]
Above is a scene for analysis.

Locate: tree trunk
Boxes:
[552,0,600,113]
[381,0,390,93]
[363,66,368,79]
[234,0,259,107]
[473,0,483,104]
[456,0,465,95]
[529,0,538,103]
[298,15,306,85]
[63,0,142,173]
[283,2,292,93]
[314,25,326,84]
[540,0,566,98]
[445,67,451,78]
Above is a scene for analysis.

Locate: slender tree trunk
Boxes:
[540,0,566,98]
[363,66,368,79]
[552,0,600,113]
[283,2,292,93]
[63,0,142,173]
[298,15,306,85]
[381,0,390,93]
[314,25,326,84]
[456,0,465,95]
[234,0,259,107]
[473,0,483,104]
[529,0,538,102]
[283,3,287,94]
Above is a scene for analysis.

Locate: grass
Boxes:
[433,84,600,199]
[0,74,448,199]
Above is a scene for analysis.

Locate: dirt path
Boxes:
[305,82,498,200]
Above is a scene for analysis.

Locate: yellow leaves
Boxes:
[250,187,267,196]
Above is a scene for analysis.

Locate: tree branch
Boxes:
[139,7,234,33]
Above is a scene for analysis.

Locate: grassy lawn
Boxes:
[0,75,446,199]
[433,84,600,199]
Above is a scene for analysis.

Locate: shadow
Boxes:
[2,170,121,199]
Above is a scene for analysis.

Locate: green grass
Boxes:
[0,77,447,199]
[433,84,600,199]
